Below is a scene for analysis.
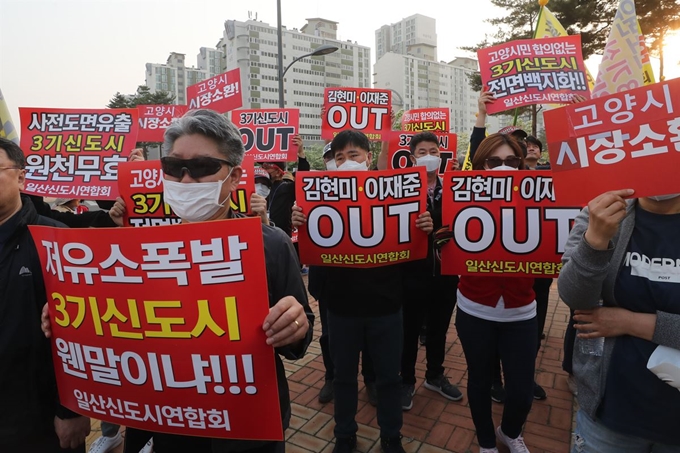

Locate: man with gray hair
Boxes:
[104,109,314,453]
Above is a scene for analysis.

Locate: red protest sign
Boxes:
[478,35,590,115]
[118,160,180,227]
[187,69,242,113]
[137,105,188,142]
[401,108,449,132]
[544,77,680,205]
[296,167,428,267]
[234,109,299,162]
[440,171,581,277]
[231,155,255,214]
[29,218,282,440]
[388,131,458,175]
[19,108,139,200]
[321,88,391,141]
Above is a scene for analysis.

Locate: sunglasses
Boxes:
[160,156,233,179]
[485,156,522,169]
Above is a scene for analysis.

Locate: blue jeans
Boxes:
[573,410,680,453]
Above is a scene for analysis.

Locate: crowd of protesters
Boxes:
[2,89,679,453]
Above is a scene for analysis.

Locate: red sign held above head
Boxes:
[321,88,391,141]
[118,160,180,227]
[136,105,188,143]
[401,108,449,132]
[477,35,590,114]
[29,218,282,441]
[19,107,140,200]
[544,77,680,205]
[187,69,242,113]
[388,131,458,175]
[295,167,428,267]
[440,171,582,277]
[234,109,300,162]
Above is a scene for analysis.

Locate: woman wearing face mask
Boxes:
[454,133,535,453]
[559,188,680,453]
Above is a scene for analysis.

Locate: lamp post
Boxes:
[276,1,338,108]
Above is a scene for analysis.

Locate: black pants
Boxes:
[401,274,458,385]
[455,309,537,449]
[319,297,375,382]
[533,278,553,352]
[2,432,85,453]
[328,310,403,439]
[125,429,284,453]
[563,309,577,375]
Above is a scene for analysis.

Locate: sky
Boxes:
[1,0,679,130]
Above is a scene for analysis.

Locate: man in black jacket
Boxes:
[0,137,90,452]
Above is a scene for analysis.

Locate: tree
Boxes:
[106,85,175,109]
[637,0,680,80]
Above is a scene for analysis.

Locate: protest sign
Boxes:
[477,35,590,114]
[19,108,139,199]
[29,218,282,440]
[296,167,428,267]
[234,109,299,162]
[321,88,391,140]
[136,105,188,142]
[388,131,458,175]
[118,160,180,227]
[440,171,581,277]
[401,108,449,132]
[230,155,255,214]
[544,77,680,205]
[187,69,242,113]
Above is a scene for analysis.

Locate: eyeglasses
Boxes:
[160,156,233,179]
[485,156,522,169]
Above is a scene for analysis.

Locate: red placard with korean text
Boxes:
[296,167,428,267]
[118,160,180,227]
[388,131,458,175]
[440,171,582,277]
[401,108,449,132]
[478,35,590,115]
[137,105,188,142]
[231,155,255,214]
[187,69,242,113]
[19,108,139,200]
[29,218,282,440]
[234,109,300,162]
[544,77,680,205]
[321,88,391,141]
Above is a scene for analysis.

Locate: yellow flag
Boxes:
[638,21,656,85]
[462,143,473,171]
[0,89,19,144]
[593,0,653,97]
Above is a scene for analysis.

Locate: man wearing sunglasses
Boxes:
[105,109,314,453]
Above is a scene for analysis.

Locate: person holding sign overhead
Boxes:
[453,133,535,453]
[292,130,434,453]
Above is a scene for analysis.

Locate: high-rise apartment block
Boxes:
[375,14,437,63]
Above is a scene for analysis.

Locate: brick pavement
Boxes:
[87,279,575,453]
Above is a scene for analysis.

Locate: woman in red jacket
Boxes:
[455,133,535,453]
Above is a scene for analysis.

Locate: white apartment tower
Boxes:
[145,49,224,105]
[218,18,370,142]
[375,14,437,62]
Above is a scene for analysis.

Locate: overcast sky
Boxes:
[1,0,678,130]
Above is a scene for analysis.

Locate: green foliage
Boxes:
[637,0,680,80]
[106,85,175,109]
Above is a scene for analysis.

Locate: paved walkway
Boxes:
[87,279,575,453]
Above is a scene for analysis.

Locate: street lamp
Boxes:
[276,1,338,108]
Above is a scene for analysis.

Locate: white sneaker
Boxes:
[139,437,154,453]
[480,448,499,453]
[88,432,123,453]
[496,426,530,453]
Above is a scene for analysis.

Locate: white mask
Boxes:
[325,160,338,171]
[255,183,270,198]
[415,155,441,173]
[163,169,232,222]
[490,164,517,171]
[648,193,680,202]
[338,159,369,171]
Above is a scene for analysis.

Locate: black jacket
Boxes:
[0,196,77,446]
[126,216,314,453]
[28,195,117,228]
[267,180,296,237]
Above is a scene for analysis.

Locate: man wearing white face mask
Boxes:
[395,132,463,410]
[559,188,680,453]
[292,130,435,453]
[106,109,314,453]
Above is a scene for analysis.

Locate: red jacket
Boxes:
[458,276,536,309]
